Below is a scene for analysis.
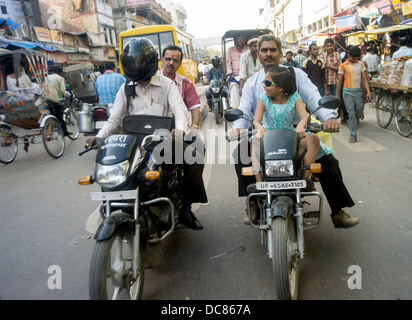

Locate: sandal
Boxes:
[349,138,357,143]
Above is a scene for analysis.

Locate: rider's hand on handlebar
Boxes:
[85,137,99,150]
[322,118,340,133]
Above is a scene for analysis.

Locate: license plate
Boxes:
[90,190,137,201]
[95,121,106,129]
[256,180,307,190]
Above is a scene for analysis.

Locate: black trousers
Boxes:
[172,139,208,205]
[233,140,354,214]
[47,101,68,134]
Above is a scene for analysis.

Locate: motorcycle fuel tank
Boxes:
[96,135,139,166]
[260,129,301,162]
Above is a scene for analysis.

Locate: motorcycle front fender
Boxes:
[270,196,294,219]
[94,213,135,241]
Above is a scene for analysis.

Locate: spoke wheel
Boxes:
[271,216,299,300]
[394,95,412,137]
[42,118,65,159]
[0,126,18,164]
[65,108,80,140]
[376,93,393,129]
[89,231,146,300]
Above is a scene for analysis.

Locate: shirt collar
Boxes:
[104,70,116,74]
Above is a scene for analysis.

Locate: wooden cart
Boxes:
[369,81,412,137]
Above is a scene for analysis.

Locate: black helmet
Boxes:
[120,37,159,82]
[211,55,220,68]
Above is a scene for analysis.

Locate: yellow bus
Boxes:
[118,25,198,84]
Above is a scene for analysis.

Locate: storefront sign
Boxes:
[358,2,380,18]
[373,0,402,15]
[126,0,150,5]
[34,27,51,43]
[50,30,63,45]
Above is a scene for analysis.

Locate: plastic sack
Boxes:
[401,60,412,87]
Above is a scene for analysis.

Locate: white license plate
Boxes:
[91,190,137,201]
[256,180,307,190]
[95,121,106,129]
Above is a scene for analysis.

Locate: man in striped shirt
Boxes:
[94,62,126,105]
[321,38,341,97]
[336,46,371,144]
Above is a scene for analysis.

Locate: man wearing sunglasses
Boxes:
[230,34,359,229]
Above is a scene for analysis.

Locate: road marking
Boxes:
[334,125,388,152]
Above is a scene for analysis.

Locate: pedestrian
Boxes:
[230,34,359,228]
[226,34,249,108]
[336,46,371,144]
[239,35,263,97]
[294,49,306,67]
[362,46,380,74]
[94,61,126,105]
[302,43,328,97]
[321,38,341,97]
[392,37,412,59]
[283,51,301,69]
[159,45,202,137]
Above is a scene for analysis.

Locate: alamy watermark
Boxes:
[47,265,62,290]
[347,265,362,290]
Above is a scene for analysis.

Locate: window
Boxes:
[1,5,7,14]
[122,31,174,57]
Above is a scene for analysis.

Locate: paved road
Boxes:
[0,92,411,300]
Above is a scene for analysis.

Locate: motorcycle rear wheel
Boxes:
[89,231,146,300]
[270,216,298,300]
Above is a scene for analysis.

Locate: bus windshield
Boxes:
[121,31,174,56]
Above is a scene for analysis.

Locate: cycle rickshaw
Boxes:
[0,49,65,164]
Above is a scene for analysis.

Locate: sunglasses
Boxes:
[263,80,278,87]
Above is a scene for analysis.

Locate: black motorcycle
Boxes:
[209,79,229,133]
[79,115,183,300]
[225,96,341,300]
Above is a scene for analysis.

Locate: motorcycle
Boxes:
[78,115,183,300]
[78,102,113,135]
[209,78,229,133]
[225,95,341,300]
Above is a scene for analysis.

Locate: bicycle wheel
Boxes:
[270,215,299,300]
[89,231,146,300]
[0,126,18,164]
[376,93,393,129]
[394,95,412,137]
[65,108,80,140]
[42,117,65,159]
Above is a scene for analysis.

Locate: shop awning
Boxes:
[0,19,21,31]
[364,23,412,34]
[335,14,363,32]
[0,35,56,51]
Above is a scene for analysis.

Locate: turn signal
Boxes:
[78,176,94,185]
[310,163,322,174]
[145,171,161,181]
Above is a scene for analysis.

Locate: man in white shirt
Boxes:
[87,38,207,230]
[393,38,412,59]
[230,34,359,229]
[239,36,263,97]
[362,46,379,73]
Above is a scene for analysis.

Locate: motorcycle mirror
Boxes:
[224,109,244,122]
[318,96,342,110]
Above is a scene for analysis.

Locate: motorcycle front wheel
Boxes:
[214,101,222,125]
[89,231,146,300]
[270,215,298,300]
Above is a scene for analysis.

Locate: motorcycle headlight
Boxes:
[96,160,130,189]
[265,160,294,178]
[212,87,220,93]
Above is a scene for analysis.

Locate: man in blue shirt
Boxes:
[95,62,126,105]
[230,34,359,229]
[283,51,301,69]
[203,55,228,111]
